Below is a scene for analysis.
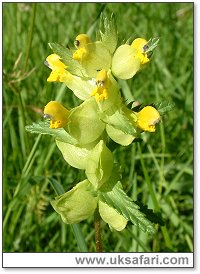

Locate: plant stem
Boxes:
[94,208,103,252]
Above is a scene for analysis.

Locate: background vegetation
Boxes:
[3,2,193,252]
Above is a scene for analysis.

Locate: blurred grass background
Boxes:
[3,2,193,252]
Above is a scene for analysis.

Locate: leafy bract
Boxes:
[100,108,137,135]
[51,180,98,224]
[25,121,77,145]
[98,13,118,54]
[68,98,105,145]
[99,182,156,235]
[153,101,175,115]
[48,42,84,77]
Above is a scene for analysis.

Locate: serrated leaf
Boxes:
[99,183,156,234]
[153,101,175,115]
[101,109,137,135]
[98,13,118,54]
[134,200,165,226]
[25,121,77,145]
[48,42,84,77]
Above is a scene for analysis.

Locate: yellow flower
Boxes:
[73,34,91,61]
[44,101,69,129]
[136,106,160,132]
[90,69,108,101]
[74,34,91,48]
[131,38,149,65]
[46,54,68,82]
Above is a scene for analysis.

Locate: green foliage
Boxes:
[3,2,193,252]
[99,182,156,235]
[48,42,83,76]
[25,121,77,145]
[97,13,118,54]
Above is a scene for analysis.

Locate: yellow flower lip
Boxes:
[46,54,67,71]
[73,34,91,61]
[136,106,160,132]
[90,69,108,101]
[45,54,68,82]
[131,38,150,65]
[44,101,69,129]
[74,34,91,48]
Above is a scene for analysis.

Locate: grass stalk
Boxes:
[23,3,36,72]
[137,143,173,250]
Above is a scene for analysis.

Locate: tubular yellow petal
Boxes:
[44,101,69,129]
[74,34,91,48]
[46,54,67,71]
[90,69,108,101]
[131,38,149,65]
[72,47,88,61]
[136,106,160,132]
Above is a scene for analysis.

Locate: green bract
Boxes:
[81,42,112,78]
[98,13,118,54]
[112,44,141,79]
[106,124,135,146]
[85,140,113,190]
[67,98,105,145]
[98,200,127,231]
[56,140,92,169]
[51,180,98,224]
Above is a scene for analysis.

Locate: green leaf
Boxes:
[48,42,84,77]
[25,121,77,145]
[99,183,156,234]
[153,101,175,115]
[101,108,137,135]
[134,200,165,226]
[106,124,135,146]
[98,13,118,54]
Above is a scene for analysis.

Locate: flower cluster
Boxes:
[28,15,160,233]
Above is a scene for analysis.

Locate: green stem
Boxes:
[23,3,36,72]
[138,143,172,249]
[94,208,103,252]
